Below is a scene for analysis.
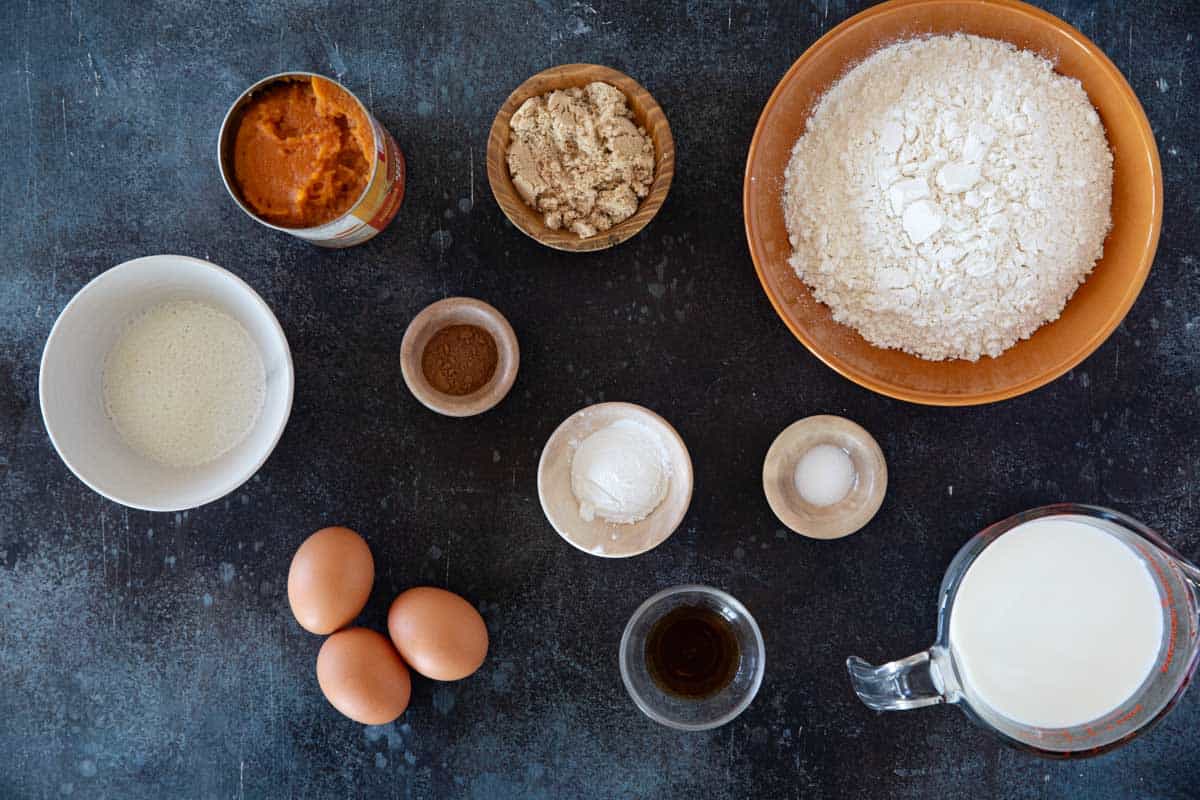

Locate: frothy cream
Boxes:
[103,300,266,468]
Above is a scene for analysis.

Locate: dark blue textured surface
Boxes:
[1,1,1198,797]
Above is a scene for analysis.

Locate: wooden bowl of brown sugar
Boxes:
[486,63,675,253]
[399,297,519,417]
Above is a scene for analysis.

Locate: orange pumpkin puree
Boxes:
[232,77,374,228]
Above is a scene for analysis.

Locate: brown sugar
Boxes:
[421,325,499,396]
[232,77,373,228]
[506,81,655,238]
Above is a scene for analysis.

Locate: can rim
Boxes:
[216,70,382,235]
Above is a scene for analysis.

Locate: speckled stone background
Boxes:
[2,1,1198,798]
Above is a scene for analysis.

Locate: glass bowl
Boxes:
[619,585,765,731]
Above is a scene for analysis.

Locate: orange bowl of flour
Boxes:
[744,0,1161,405]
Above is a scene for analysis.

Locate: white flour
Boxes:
[783,34,1113,361]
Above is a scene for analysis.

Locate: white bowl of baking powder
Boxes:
[39,255,294,511]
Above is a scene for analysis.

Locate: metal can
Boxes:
[217,71,406,248]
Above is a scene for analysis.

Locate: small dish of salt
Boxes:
[762,415,887,540]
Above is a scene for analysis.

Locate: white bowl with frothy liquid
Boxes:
[40,255,293,511]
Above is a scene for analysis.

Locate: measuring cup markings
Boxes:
[1130,539,1178,675]
[1113,704,1142,726]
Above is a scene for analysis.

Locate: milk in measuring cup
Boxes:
[948,516,1163,729]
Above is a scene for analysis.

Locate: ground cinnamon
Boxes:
[421,325,498,396]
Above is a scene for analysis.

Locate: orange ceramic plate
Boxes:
[744,0,1161,406]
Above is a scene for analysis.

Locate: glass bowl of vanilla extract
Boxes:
[619,585,765,731]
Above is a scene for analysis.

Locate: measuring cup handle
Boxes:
[846,648,947,711]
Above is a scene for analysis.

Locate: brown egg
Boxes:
[387,587,489,681]
[316,628,411,725]
[287,526,374,634]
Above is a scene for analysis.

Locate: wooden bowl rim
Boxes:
[487,63,675,253]
[742,0,1163,406]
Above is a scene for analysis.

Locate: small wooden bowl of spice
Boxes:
[399,297,519,417]
[487,63,675,252]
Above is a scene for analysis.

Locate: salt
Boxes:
[793,444,856,507]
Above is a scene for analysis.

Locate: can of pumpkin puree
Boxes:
[218,71,406,248]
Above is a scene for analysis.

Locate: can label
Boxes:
[290,117,406,248]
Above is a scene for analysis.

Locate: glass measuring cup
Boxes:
[847,504,1200,757]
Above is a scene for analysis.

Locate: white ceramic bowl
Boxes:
[39,255,294,511]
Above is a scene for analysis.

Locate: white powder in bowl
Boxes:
[783,34,1113,362]
[570,419,670,524]
[103,300,265,467]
